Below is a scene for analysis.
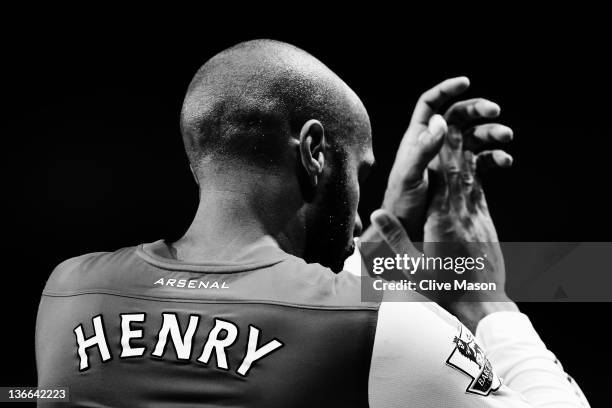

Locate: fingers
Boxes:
[418,114,447,146]
[463,123,513,151]
[473,150,512,203]
[411,114,448,172]
[444,98,501,129]
[461,151,476,189]
[370,209,420,258]
[436,127,466,209]
[437,148,511,212]
[476,150,514,170]
[410,77,470,127]
[466,123,513,143]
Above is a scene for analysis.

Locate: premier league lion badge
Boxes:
[446,325,502,396]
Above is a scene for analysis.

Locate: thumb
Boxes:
[404,114,447,179]
[418,114,447,153]
[370,209,420,257]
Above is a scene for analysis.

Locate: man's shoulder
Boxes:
[41,243,381,311]
[262,254,381,310]
[43,246,141,295]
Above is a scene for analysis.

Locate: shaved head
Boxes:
[180,39,370,173]
[178,39,374,272]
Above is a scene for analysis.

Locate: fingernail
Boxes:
[371,210,390,228]
[373,215,389,228]
[477,101,501,115]
[493,125,513,141]
[457,76,470,87]
[428,114,447,140]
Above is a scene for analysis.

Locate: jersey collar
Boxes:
[137,239,291,273]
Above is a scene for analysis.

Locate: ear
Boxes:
[299,119,326,187]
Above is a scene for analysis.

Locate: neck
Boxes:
[172,175,304,263]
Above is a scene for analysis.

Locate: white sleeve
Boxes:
[476,312,590,407]
[368,302,590,408]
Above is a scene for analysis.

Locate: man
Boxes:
[36,40,589,407]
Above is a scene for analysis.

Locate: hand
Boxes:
[370,76,519,330]
[422,120,518,330]
[381,77,513,241]
[371,208,518,333]
[421,79,514,303]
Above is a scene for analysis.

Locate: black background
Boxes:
[2,9,610,406]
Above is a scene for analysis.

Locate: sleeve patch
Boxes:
[446,325,502,396]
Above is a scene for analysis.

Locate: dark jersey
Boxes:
[36,240,379,407]
[37,240,590,407]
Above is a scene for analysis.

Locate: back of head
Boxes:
[180,39,369,174]
[179,40,372,272]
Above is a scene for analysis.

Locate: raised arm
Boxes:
[369,210,589,407]
[360,77,590,406]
